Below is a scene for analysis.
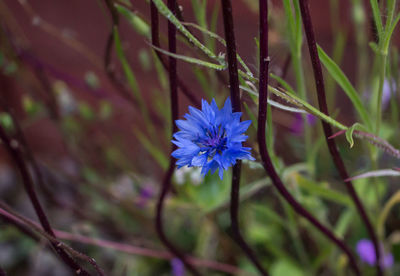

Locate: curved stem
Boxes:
[103,0,144,107]
[0,123,92,276]
[221,1,269,275]
[0,201,252,276]
[298,0,382,275]
[256,0,360,275]
[153,1,201,275]
[150,1,201,108]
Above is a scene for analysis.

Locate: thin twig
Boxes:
[149,1,201,108]
[256,0,361,275]
[153,1,202,275]
[0,203,105,276]
[298,0,381,275]
[221,1,269,275]
[0,133,92,275]
[0,75,93,276]
[0,203,253,276]
[102,0,144,107]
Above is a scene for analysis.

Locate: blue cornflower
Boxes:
[172,98,255,180]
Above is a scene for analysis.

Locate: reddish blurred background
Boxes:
[0,0,380,175]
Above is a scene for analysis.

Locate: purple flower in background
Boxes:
[356,239,394,268]
[136,186,154,208]
[290,113,316,135]
[382,79,394,109]
[172,98,254,179]
[171,258,185,276]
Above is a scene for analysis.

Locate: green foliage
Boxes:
[318,45,373,130]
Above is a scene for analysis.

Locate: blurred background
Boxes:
[0,0,399,275]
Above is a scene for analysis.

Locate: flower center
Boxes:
[197,125,227,156]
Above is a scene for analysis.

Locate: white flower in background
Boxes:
[381,79,395,109]
[53,80,76,116]
[364,79,396,110]
[174,166,202,185]
[189,167,202,185]
[110,175,134,199]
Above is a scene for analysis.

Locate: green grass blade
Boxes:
[181,22,253,76]
[151,0,221,63]
[369,0,383,40]
[317,45,373,130]
[115,4,150,38]
[113,27,142,103]
[150,44,226,70]
[134,129,168,170]
[296,174,353,207]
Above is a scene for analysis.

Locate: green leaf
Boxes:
[317,45,372,130]
[295,174,353,207]
[0,112,14,132]
[377,190,400,237]
[205,177,272,213]
[239,84,306,114]
[181,22,252,76]
[150,44,226,70]
[369,0,383,39]
[271,260,304,276]
[84,71,100,90]
[369,41,380,54]
[151,0,221,62]
[334,209,354,237]
[98,100,113,120]
[270,73,296,95]
[184,171,231,212]
[345,123,367,148]
[113,27,142,103]
[78,102,94,121]
[115,4,150,38]
[138,49,152,71]
[22,96,41,116]
[382,12,400,53]
[134,129,168,170]
[267,85,348,131]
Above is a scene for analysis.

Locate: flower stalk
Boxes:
[0,124,92,276]
[257,0,361,275]
[221,0,269,275]
[153,1,202,275]
[298,0,382,274]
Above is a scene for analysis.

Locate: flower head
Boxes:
[172,98,254,179]
[356,239,394,268]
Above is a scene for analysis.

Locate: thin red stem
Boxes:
[150,2,201,108]
[257,0,360,275]
[0,125,91,276]
[298,0,381,274]
[221,1,269,275]
[153,1,201,275]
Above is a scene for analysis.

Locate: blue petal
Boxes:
[218,168,224,179]
[191,153,208,167]
[176,120,203,134]
[211,99,219,113]
[188,106,209,127]
[201,99,215,124]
